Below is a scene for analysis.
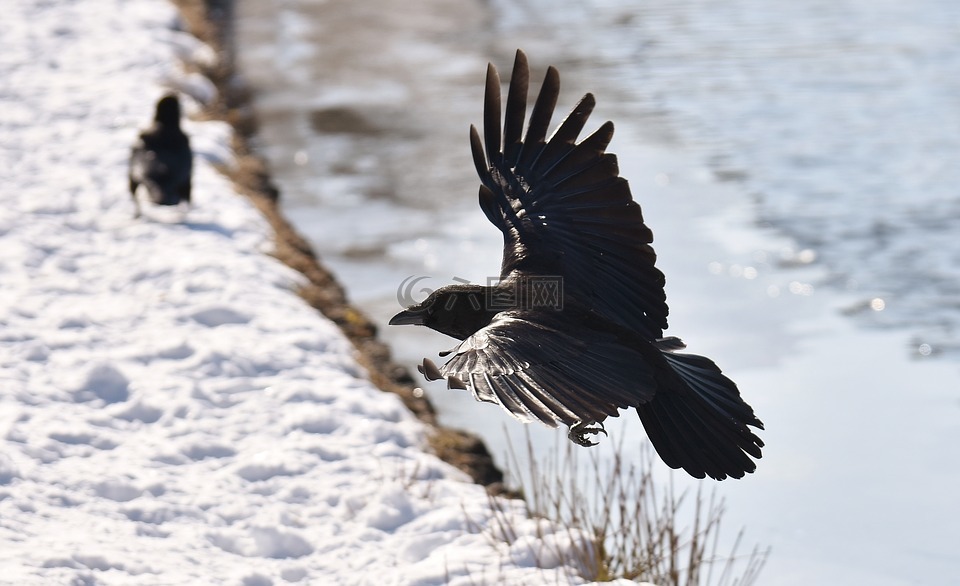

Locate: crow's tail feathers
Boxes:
[638,349,764,480]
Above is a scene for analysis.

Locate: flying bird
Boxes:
[128,93,193,218]
[390,50,763,480]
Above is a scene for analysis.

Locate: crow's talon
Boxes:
[568,421,607,447]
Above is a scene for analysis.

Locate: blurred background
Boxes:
[235,0,960,583]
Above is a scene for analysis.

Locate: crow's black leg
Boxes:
[568,420,607,447]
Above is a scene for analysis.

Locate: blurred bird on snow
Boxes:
[128,93,192,218]
[390,50,764,481]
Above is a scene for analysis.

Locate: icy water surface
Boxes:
[235,0,960,583]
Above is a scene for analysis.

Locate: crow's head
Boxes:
[155,94,181,126]
[389,284,496,340]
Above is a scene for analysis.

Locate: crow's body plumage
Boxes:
[129,94,192,218]
[390,51,763,480]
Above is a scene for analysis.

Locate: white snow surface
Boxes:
[0,1,629,584]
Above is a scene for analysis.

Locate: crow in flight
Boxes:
[390,50,763,480]
[129,94,192,218]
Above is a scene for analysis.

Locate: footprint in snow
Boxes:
[73,363,129,404]
[187,306,251,327]
[207,527,314,559]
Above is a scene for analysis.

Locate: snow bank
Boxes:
[0,1,628,584]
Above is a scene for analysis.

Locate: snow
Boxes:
[0,1,635,584]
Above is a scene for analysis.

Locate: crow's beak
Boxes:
[389,309,426,326]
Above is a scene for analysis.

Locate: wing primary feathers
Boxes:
[538,122,615,187]
[549,155,622,193]
[485,373,537,423]
[483,63,503,166]
[531,93,597,177]
[531,366,613,422]
[418,358,444,381]
[499,374,558,426]
[447,375,468,390]
[469,372,497,404]
[516,66,560,175]
[470,125,488,181]
[478,186,502,227]
[503,50,530,167]
[515,370,580,424]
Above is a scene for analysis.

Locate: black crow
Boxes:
[128,94,192,218]
[390,50,763,480]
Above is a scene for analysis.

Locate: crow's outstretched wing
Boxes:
[471,50,668,340]
[423,309,658,428]
[426,308,763,480]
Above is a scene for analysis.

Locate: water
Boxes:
[235,0,960,583]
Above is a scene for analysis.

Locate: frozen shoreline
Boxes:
[0,1,621,584]
[173,0,506,490]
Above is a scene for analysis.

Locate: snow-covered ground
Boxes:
[0,1,624,584]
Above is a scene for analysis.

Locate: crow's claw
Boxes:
[568,420,607,447]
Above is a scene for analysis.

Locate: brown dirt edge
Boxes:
[171,0,509,494]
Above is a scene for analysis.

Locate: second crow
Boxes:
[129,93,192,218]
